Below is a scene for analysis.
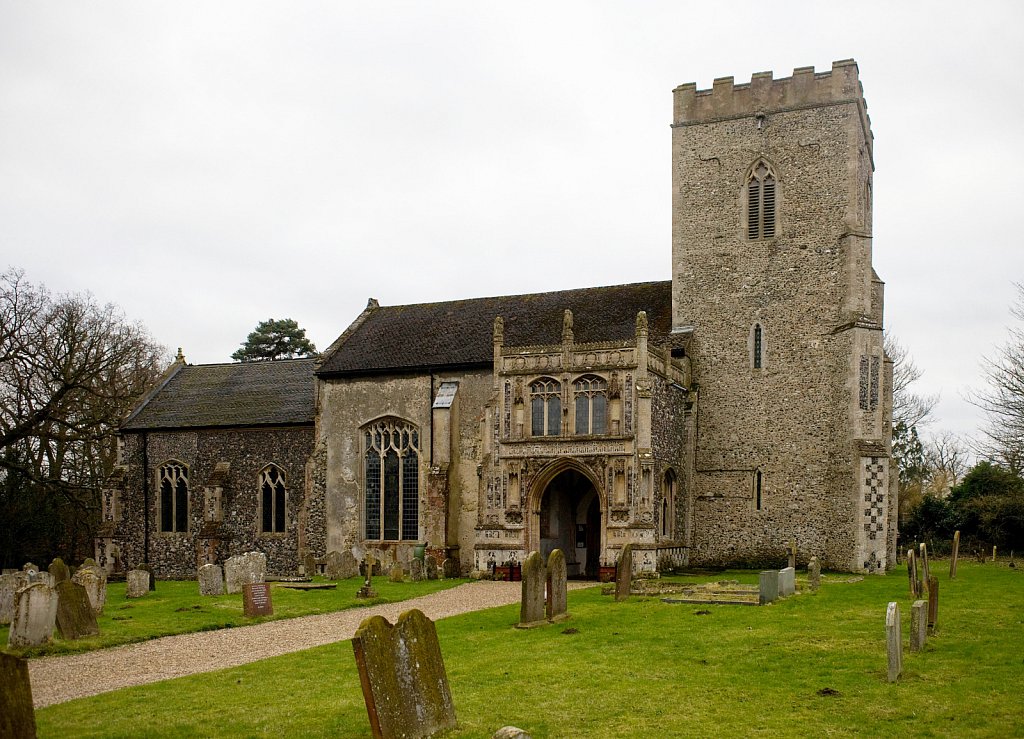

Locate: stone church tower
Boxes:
[670,60,894,571]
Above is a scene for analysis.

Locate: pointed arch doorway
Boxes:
[530,465,603,579]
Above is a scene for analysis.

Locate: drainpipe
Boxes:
[142,432,150,565]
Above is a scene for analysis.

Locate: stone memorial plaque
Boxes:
[243,582,273,617]
[0,652,37,739]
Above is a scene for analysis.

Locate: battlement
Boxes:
[673,59,871,141]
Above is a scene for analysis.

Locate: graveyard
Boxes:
[3,559,1020,737]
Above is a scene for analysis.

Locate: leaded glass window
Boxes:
[574,375,607,435]
[747,160,777,240]
[158,462,189,533]
[364,419,420,541]
[530,378,561,436]
[259,465,286,534]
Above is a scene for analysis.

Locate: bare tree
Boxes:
[885,333,939,428]
[923,430,970,497]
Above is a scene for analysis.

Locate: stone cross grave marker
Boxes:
[224,552,266,594]
[55,580,99,640]
[808,556,821,591]
[357,554,378,599]
[48,558,70,585]
[886,601,902,683]
[758,571,779,605]
[125,569,149,598]
[919,543,931,584]
[352,608,457,739]
[8,582,58,648]
[198,564,225,596]
[615,543,633,601]
[243,582,274,617]
[517,551,547,628]
[910,599,927,652]
[950,530,960,579]
[71,565,107,615]
[546,549,568,622]
[779,567,796,596]
[927,576,939,634]
[0,652,37,739]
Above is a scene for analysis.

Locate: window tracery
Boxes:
[158,461,189,533]
[259,465,286,534]
[573,375,607,435]
[746,160,777,239]
[530,378,562,436]
[364,418,420,541]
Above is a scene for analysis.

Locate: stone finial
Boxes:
[175,347,185,363]
[636,310,649,336]
[366,297,379,310]
[562,309,574,343]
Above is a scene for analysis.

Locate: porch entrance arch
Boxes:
[527,461,604,579]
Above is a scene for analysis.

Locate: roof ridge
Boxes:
[373,279,671,310]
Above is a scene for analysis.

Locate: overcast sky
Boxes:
[1,1,1021,445]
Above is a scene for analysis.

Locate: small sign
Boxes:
[432,382,458,409]
[243,582,273,617]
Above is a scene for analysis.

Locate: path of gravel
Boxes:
[29,580,590,709]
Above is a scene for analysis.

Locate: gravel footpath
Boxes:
[29,580,589,708]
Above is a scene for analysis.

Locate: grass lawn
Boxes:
[1,577,464,658]
[33,561,1024,738]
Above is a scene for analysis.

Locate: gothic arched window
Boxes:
[158,461,189,533]
[530,378,562,437]
[574,375,607,435]
[364,419,420,541]
[259,465,287,534]
[746,160,777,240]
[661,469,677,538]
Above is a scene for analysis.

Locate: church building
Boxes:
[98,60,894,578]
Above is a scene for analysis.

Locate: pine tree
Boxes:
[231,318,317,362]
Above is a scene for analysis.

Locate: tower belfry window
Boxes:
[747,160,777,239]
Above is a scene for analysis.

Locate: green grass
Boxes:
[33,562,1024,738]
[1,577,464,658]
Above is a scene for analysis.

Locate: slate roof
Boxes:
[317,281,674,376]
[122,358,316,430]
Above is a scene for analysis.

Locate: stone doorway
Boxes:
[538,469,602,579]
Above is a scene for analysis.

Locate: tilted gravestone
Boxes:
[927,576,939,634]
[48,558,71,585]
[242,582,273,617]
[125,569,150,598]
[615,544,633,601]
[906,549,919,598]
[425,556,439,581]
[546,549,568,622]
[55,580,100,640]
[517,551,547,628]
[910,599,927,652]
[949,530,960,579]
[71,565,107,615]
[8,582,58,648]
[758,570,779,605]
[807,556,821,591]
[0,652,37,739]
[886,601,902,683]
[198,564,225,596]
[352,609,456,739]
[779,567,796,597]
[224,552,267,594]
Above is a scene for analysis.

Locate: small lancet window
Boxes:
[746,160,777,240]
[754,469,763,511]
[753,323,763,369]
[259,465,287,534]
[158,461,189,533]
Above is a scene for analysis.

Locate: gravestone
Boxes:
[788,540,797,569]
[55,579,100,640]
[546,549,568,622]
[615,544,633,601]
[758,571,779,605]
[910,599,927,652]
[198,564,225,596]
[8,582,58,648]
[1,573,24,625]
[425,556,439,581]
[389,564,404,583]
[779,567,796,597]
[906,549,918,597]
[139,564,156,591]
[324,551,344,579]
[919,543,931,584]
[125,569,149,598]
[304,552,318,578]
[338,551,360,580]
[807,557,821,591]
[950,530,960,579]
[48,558,71,585]
[442,557,459,579]
[352,609,456,739]
[357,555,378,599]
[0,652,37,739]
[224,552,267,594]
[886,601,902,683]
[243,582,274,617]
[517,551,547,628]
[927,576,939,634]
[410,558,424,582]
[71,566,107,615]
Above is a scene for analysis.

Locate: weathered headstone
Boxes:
[517,551,547,628]
[125,569,149,598]
[0,652,37,739]
[304,552,318,578]
[8,582,58,648]
[546,549,568,622]
[807,556,821,592]
[919,542,931,584]
[779,567,796,597]
[886,601,902,683]
[758,570,779,605]
[55,579,100,640]
[0,573,24,625]
[224,552,267,594]
[352,609,456,739]
[442,557,459,579]
[389,564,404,583]
[950,530,960,579]
[198,564,225,596]
[615,544,633,601]
[324,551,344,579]
[425,556,439,581]
[906,548,919,597]
[338,551,360,580]
[910,599,927,652]
[410,558,424,582]
[927,576,939,634]
[48,558,71,585]
[242,582,274,617]
[72,565,107,615]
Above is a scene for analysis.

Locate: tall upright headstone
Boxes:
[517,551,547,628]
[352,609,457,739]
[927,576,939,634]
[615,544,633,602]
[886,601,902,683]
[807,556,821,591]
[0,652,37,739]
[919,542,931,584]
[906,549,918,598]
[8,582,58,648]
[546,549,568,622]
[55,580,99,640]
[71,565,107,615]
[910,600,927,652]
[779,567,796,596]
[949,530,960,579]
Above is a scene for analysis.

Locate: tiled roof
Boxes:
[122,358,316,430]
[318,281,673,376]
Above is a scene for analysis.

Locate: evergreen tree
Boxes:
[231,318,317,361]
